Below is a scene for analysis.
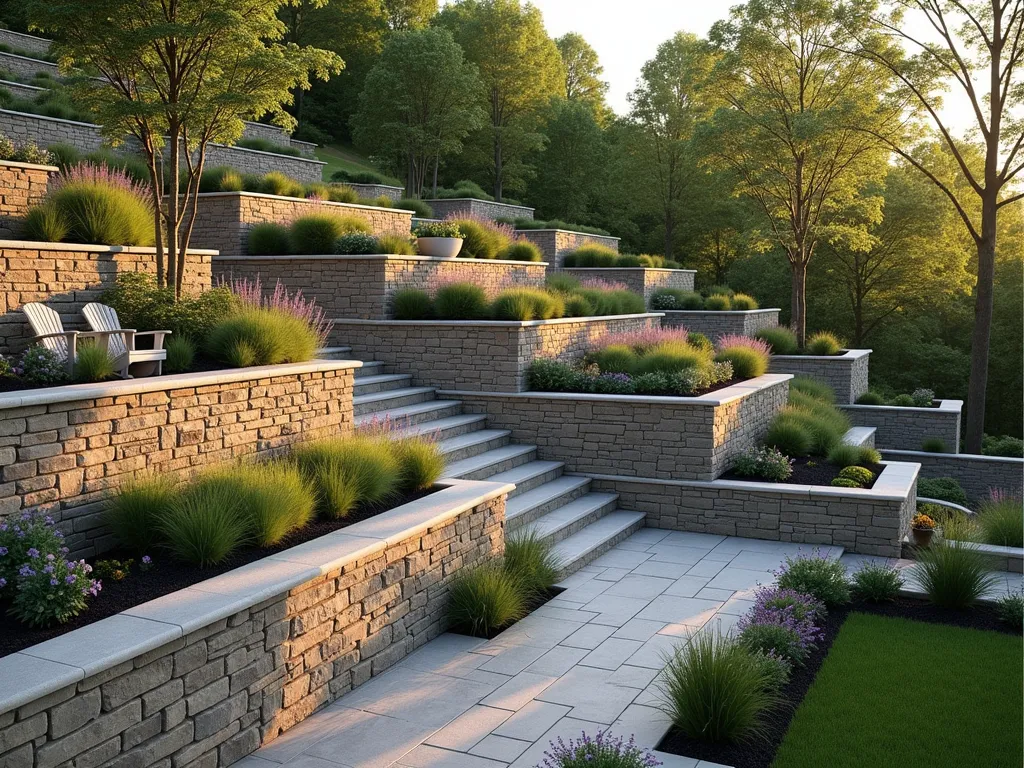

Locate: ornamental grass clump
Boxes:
[916,541,1000,609]
[446,565,527,637]
[851,562,904,602]
[290,213,369,253]
[499,239,543,262]
[375,233,416,255]
[491,287,563,320]
[104,475,178,554]
[775,551,851,607]
[201,463,315,547]
[976,489,1023,548]
[563,243,618,267]
[996,592,1024,629]
[164,337,196,373]
[292,436,402,517]
[504,530,560,598]
[790,376,835,403]
[247,222,292,255]
[804,331,844,355]
[449,216,512,259]
[730,293,759,310]
[703,293,732,311]
[205,308,319,367]
[434,282,490,319]
[159,477,251,566]
[73,341,116,383]
[391,438,445,492]
[714,335,770,379]
[755,326,799,355]
[392,288,433,319]
[538,731,662,768]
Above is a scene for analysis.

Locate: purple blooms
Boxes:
[141,555,152,565]
[539,730,661,768]
[737,586,825,661]
[26,548,39,558]
[0,578,6,589]
[0,546,7,556]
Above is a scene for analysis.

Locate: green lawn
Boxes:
[313,143,401,185]
[772,613,1023,768]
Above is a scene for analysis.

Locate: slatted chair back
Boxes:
[22,303,70,361]
[82,303,128,358]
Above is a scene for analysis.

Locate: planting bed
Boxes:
[560,267,695,303]
[447,586,565,641]
[658,603,1022,768]
[661,308,780,340]
[768,349,870,404]
[840,399,962,452]
[515,228,620,265]
[720,456,884,489]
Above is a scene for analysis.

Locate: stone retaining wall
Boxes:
[0,51,59,80]
[240,122,292,146]
[0,160,55,238]
[516,230,620,266]
[202,145,324,184]
[343,183,405,202]
[661,309,780,340]
[0,360,359,556]
[560,268,695,304]
[768,349,870,403]
[880,449,1023,504]
[189,193,412,257]
[0,79,46,100]
[332,314,663,392]
[422,198,534,222]
[213,255,546,320]
[0,242,212,355]
[0,29,52,56]
[588,461,918,557]
[443,375,792,481]
[0,480,508,768]
[839,400,962,452]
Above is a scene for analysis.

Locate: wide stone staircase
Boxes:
[333,351,645,576]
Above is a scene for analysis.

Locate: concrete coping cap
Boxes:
[771,348,871,361]
[331,313,665,329]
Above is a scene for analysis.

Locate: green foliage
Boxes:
[434,282,489,319]
[776,553,851,607]
[527,358,590,392]
[391,438,445,493]
[649,289,704,310]
[29,180,154,246]
[857,446,882,464]
[714,345,768,379]
[917,477,968,506]
[827,443,861,468]
[452,218,510,259]
[730,293,758,310]
[435,179,495,200]
[290,214,358,254]
[765,416,813,457]
[738,622,807,664]
[446,565,527,637]
[376,233,416,255]
[563,244,618,267]
[703,294,732,311]
[247,222,292,255]
[164,337,196,373]
[790,377,834,403]
[504,529,560,598]
[392,289,433,320]
[491,288,563,321]
[159,475,251,566]
[982,434,1024,458]
[889,394,915,406]
[563,295,595,317]
[915,541,1000,609]
[921,437,947,453]
[18,346,67,386]
[911,388,935,407]
[830,477,860,488]
[498,239,543,262]
[851,562,904,602]
[334,232,379,254]
[838,465,874,487]
[100,273,239,342]
[855,391,886,405]
[660,629,774,744]
[395,198,434,218]
[414,221,465,238]
[805,331,844,356]
[259,172,307,198]
[10,554,97,628]
[996,592,1024,630]
[326,185,359,204]
[292,437,402,515]
[733,446,793,481]
[104,475,177,554]
[199,166,244,192]
[204,463,315,547]
[205,308,318,367]
[688,332,712,352]
[73,341,115,383]
[755,326,799,355]
[976,493,1023,548]
[236,137,302,157]
[589,344,637,374]
[22,204,70,242]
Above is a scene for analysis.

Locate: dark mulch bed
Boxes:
[721,457,884,489]
[656,597,1021,768]
[0,489,435,658]
[448,586,566,640]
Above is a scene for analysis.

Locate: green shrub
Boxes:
[790,376,834,403]
[498,239,543,262]
[855,391,886,405]
[703,294,731,311]
[649,288,704,310]
[997,592,1024,629]
[247,222,292,255]
[392,289,433,320]
[733,446,793,481]
[205,308,318,367]
[491,288,563,321]
[236,138,301,157]
[976,492,1023,548]
[414,221,464,238]
[504,529,560,597]
[159,476,251,566]
[827,443,861,468]
[327,185,358,204]
[703,284,734,297]
[755,326,798,355]
[838,465,874,487]
[765,416,814,457]
[634,346,710,376]
[564,244,618,267]
[74,341,115,383]
[857,446,882,464]
[615,254,642,267]
[22,204,70,242]
[660,629,774,744]
[208,463,315,547]
[805,331,844,355]
[738,622,807,664]
[911,388,935,407]
[436,179,494,201]
[715,346,768,379]
[292,437,402,516]
[851,562,904,602]
[104,475,177,554]
[589,344,637,374]
[452,218,509,259]
[776,553,851,607]
[32,180,154,246]
[164,337,196,373]
[688,332,712,353]
[921,437,948,453]
[258,171,305,197]
[376,233,415,255]
[750,650,792,694]
[889,394,915,406]
[545,273,580,294]
[917,477,968,506]
[916,541,1000,609]
[395,198,433,217]
[982,434,1024,458]
[730,293,758,310]
[46,142,82,170]
[563,295,594,317]
[392,438,445,492]
[447,565,527,637]
[334,232,379,254]
[830,477,860,488]
[330,169,392,185]
[527,358,589,392]
[303,182,331,200]
[100,273,238,342]
[290,214,350,254]
[608,290,646,314]
[199,166,242,192]
[434,282,489,319]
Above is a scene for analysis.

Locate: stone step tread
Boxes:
[436,429,512,457]
[353,361,386,378]
[354,373,412,389]
[442,443,538,480]
[354,399,463,427]
[506,476,592,523]
[390,414,489,439]
[518,493,620,541]
[315,346,352,359]
[551,510,647,571]
[352,386,437,408]
[485,460,565,494]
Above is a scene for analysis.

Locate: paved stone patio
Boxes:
[235,530,1022,768]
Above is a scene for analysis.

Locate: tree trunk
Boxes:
[494,130,503,202]
[166,133,180,299]
[432,153,439,197]
[790,259,808,347]
[964,218,996,453]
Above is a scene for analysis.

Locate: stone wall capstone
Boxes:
[516,230,620,266]
[331,314,663,392]
[840,400,962,452]
[767,350,870,403]
[422,198,534,222]
[0,361,357,556]
[0,161,56,239]
[0,78,46,100]
[661,309,780,340]
[880,449,1023,504]
[212,255,547,320]
[560,268,695,304]
[0,242,212,355]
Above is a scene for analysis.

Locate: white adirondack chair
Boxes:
[82,302,171,378]
[21,303,128,378]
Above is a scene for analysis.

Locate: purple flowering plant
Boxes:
[10,551,100,628]
[0,512,66,596]
[736,586,825,663]
[538,731,661,768]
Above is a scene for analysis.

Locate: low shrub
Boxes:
[205,307,319,367]
[499,239,543,262]
[562,244,618,267]
[714,344,768,379]
[736,586,824,663]
[804,331,844,355]
[856,391,886,405]
[452,218,510,259]
[830,477,860,488]
[164,337,196,373]
[100,273,239,342]
[73,341,115,383]
[851,562,904,602]
[504,529,560,598]
[334,232,379,254]
[391,438,445,492]
[997,592,1024,629]
[376,233,416,255]
[291,213,365,254]
[537,731,661,767]
[776,552,851,607]
[527,358,591,392]
[446,565,527,637]
[330,169,392,185]
[326,185,358,204]
[0,514,67,600]
[755,326,799,355]
[18,346,66,386]
[921,437,948,453]
[10,553,100,628]
[159,476,251,566]
[889,394,915,406]
[915,541,1000,609]
[435,179,495,201]
[392,289,433,320]
[917,477,968,506]
[838,465,874,487]
[395,198,433,217]
[976,490,1023,548]
[247,222,292,255]
[982,434,1024,458]
[911,388,935,407]
[258,171,305,198]
[703,293,731,311]
[649,288,704,310]
[738,622,808,664]
[414,221,464,238]
[434,282,489,319]
[733,446,793,482]
[730,293,758,310]
[790,376,835,403]
[236,138,302,157]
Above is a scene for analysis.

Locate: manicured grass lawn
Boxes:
[314,143,401,185]
[772,612,1023,768]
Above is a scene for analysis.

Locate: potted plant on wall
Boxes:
[911,513,937,548]
[413,221,464,258]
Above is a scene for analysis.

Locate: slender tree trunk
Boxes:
[494,129,503,202]
[166,131,180,299]
[432,153,439,197]
[790,258,808,347]
[965,209,997,453]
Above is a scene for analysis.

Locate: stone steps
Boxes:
[354,399,464,430]
[353,373,413,396]
[485,460,567,498]
[353,386,436,416]
[506,475,593,529]
[442,443,538,481]
[353,360,386,378]
[315,346,352,360]
[550,510,646,576]
[391,413,490,441]
[517,492,620,546]
[436,429,512,464]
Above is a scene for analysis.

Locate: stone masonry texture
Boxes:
[0,495,505,768]
[453,378,790,482]
[839,402,961,452]
[331,315,662,392]
[591,475,915,558]
[0,367,355,557]
[768,352,870,403]
[0,161,54,238]
[189,194,413,258]
[0,244,211,356]
[0,29,52,56]
[0,80,46,100]
[212,256,546,321]
[516,230,620,266]
[880,450,1023,504]
[560,268,695,305]
[422,199,534,222]
[344,184,404,202]
[0,51,59,80]
[661,310,780,341]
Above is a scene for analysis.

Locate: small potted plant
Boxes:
[413,221,464,258]
[911,513,937,548]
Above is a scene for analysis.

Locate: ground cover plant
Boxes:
[753,327,847,356]
[563,243,682,269]
[537,731,661,768]
[496,216,612,237]
[856,387,937,407]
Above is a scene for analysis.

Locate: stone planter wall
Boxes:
[0,160,56,238]
[560,268,695,304]
[201,145,324,183]
[443,375,792,481]
[0,78,46,100]
[0,51,59,80]
[0,29,52,56]
[332,314,663,392]
[213,255,547,320]
[0,480,508,768]
[343,183,405,202]
[0,360,359,556]
[588,461,918,557]
[768,349,870,403]
[879,449,1023,504]
[839,400,962,452]
[422,198,534,222]
[189,193,412,257]
[661,309,780,341]
[515,230,620,266]
[0,241,213,356]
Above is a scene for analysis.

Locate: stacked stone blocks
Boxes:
[515,230,619,266]
[840,401,962,452]
[421,198,534,222]
[768,350,870,403]
[560,268,695,304]
[661,309,780,340]
[0,161,55,239]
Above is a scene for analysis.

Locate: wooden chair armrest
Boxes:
[32,330,80,342]
[134,330,172,350]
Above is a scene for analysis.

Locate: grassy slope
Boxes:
[314,143,402,186]
[772,613,1023,768]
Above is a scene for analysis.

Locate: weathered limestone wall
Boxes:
[880,449,1023,503]
[343,183,405,202]
[0,29,53,56]
[0,51,59,80]
[661,309,780,340]
[516,230,620,266]
[422,198,534,222]
[560,268,695,304]
[768,350,870,403]
[0,160,56,238]
[0,79,46,100]
[839,400,962,452]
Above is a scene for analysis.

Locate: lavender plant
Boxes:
[0,512,67,597]
[538,731,661,768]
[736,586,824,663]
[10,553,101,627]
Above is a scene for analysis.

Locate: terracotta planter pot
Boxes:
[911,527,935,548]
[416,237,463,259]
